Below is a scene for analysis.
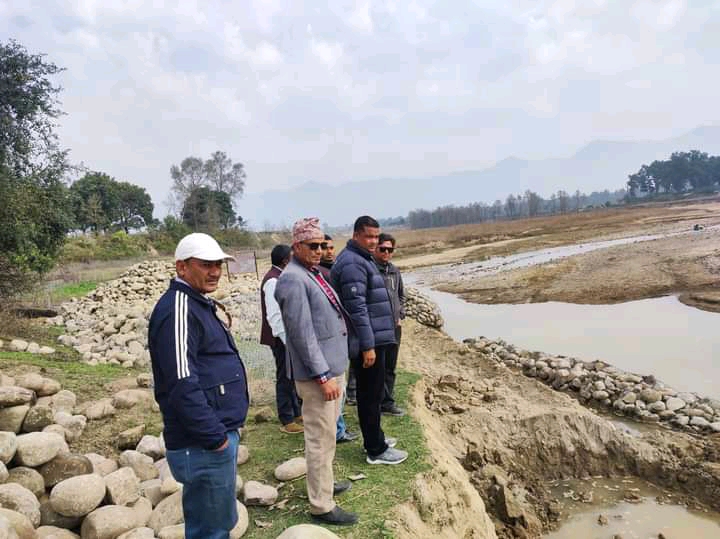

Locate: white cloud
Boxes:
[347,1,373,32]
[1,0,719,215]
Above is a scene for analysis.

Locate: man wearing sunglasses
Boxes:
[274,218,357,526]
[374,233,406,417]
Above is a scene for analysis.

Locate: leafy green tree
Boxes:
[170,152,246,229]
[115,181,154,233]
[0,40,71,297]
[70,172,118,232]
[181,187,236,231]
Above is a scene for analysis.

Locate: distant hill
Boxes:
[237,126,720,228]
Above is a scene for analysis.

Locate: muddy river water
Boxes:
[406,229,720,538]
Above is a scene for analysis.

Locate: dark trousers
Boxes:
[382,326,402,409]
[270,341,301,425]
[346,365,357,401]
[353,344,391,457]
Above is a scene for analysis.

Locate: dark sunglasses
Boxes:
[304,242,325,251]
[378,246,394,253]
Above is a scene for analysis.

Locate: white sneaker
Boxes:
[366,447,408,465]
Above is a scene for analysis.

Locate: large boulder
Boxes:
[39,498,82,529]
[104,468,140,506]
[53,413,86,442]
[111,390,153,410]
[80,505,139,539]
[14,432,65,467]
[15,374,61,397]
[36,526,79,539]
[0,483,41,527]
[118,451,158,481]
[138,480,163,508]
[77,400,115,421]
[230,502,248,539]
[117,426,145,451]
[0,432,17,464]
[275,524,341,539]
[50,474,106,518]
[49,391,77,415]
[0,514,18,539]
[147,491,183,534]
[84,454,118,477]
[117,528,154,539]
[274,458,306,481]
[135,436,165,461]
[0,508,34,539]
[130,497,152,528]
[0,387,35,407]
[21,405,55,432]
[6,467,45,498]
[0,406,30,434]
[242,481,278,506]
[39,454,94,488]
[156,524,183,539]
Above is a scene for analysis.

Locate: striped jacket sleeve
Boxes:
[154,290,228,449]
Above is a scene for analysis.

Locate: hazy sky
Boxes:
[2,0,718,212]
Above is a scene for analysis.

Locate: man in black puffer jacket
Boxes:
[331,216,408,465]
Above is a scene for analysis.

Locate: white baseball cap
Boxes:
[174,233,235,262]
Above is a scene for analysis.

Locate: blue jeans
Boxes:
[336,389,347,440]
[166,430,240,539]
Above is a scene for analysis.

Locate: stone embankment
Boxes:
[463,336,720,434]
[404,288,444,329]
[0,371,340,539]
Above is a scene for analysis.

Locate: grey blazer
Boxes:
[274,258,349,381]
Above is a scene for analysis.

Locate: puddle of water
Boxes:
[545,477,720,538]
[412,286,720,398]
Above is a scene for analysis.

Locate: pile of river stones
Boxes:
[44,261,441,368]
[44,261,261,368]
[463,337,720,434]
[0,371,342,539]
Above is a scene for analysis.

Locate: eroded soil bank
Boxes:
[392,320,720,538]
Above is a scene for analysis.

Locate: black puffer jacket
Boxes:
[331,240,396,353]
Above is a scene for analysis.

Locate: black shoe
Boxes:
[381,404,406,417]
[336,430,359,443]
[311,505,358,526]
[333,480,352,495]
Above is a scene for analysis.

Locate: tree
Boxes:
[70,172,118,232]
[0,40,71,296]
[181,187,236,231]
[170,152,247,229]
[203,151,246,202]
[115,181,154,233]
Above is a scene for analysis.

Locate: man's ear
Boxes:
[175,260,185,277]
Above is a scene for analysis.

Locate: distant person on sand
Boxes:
[260,244,303,434]
[331,215,409,465]
[275,218,357,526]
[374,232,406,417]
[148,232,249,539]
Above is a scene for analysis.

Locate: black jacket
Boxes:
[331,240,396,353]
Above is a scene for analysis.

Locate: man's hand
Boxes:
[362,349,376,368]
[319,378,341,401]
[212,438,229,452]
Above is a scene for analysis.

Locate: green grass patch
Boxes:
[50,280,98,301]
[241,371,429,538]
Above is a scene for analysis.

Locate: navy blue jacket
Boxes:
[148,279,249,450]
[331,240,396,353]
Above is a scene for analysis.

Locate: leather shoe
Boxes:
[336,430,359,443]
[311,505,358,526]
[333,480,352,495]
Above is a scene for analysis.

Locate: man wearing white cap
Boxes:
[148,233,250,539]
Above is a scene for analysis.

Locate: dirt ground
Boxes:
[392,320,720,539]
[394,199,720,312]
